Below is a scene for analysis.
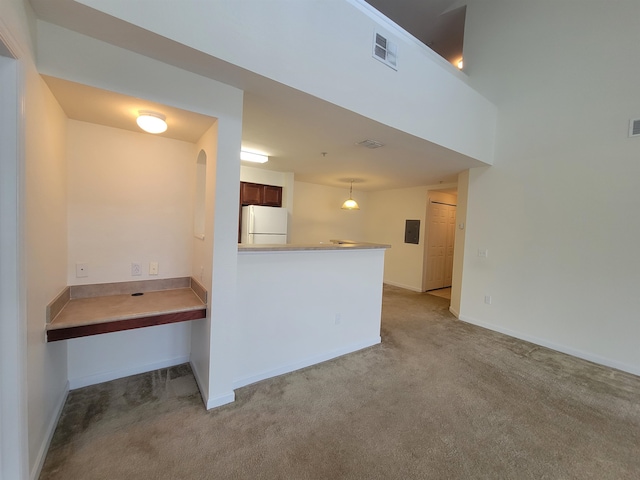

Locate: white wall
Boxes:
[0,48,27,480]
[450,171,469,317]
[291,181,367,244]
[236,249,384,388]
[0,3,70,476]
[460,1,640,374]
[67,120,196,284]
[24,72,69,480]
[365,186,429,291]
[66,324,192,389]
[75,0,496,165]
[190,128,216,407]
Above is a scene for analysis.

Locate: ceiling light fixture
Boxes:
[240,150,269,164]
[136,110,167,134]
[341,180,360,210]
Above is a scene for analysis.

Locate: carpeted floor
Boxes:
[426,287,451,299]
[40,285,640,479]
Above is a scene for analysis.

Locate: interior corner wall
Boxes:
[190,122,218,406]
[205,110,243,409]
[290,181,368,244]
[25,71,69,477]
[1,4,71,477]
[460,1,640,374]
[365,186,428,292]
[449,170,469,317]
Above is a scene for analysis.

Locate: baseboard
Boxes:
[383,281,422,292]
[206,392,236,410]
[458,314,640,377]
[189,359,209,408]
[68,355,190,390]
[232,336,381,390]
[30,381,69,480]
[449,305,460,318]
[189,359,236,410]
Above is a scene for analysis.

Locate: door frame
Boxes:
[421,183,459,294]
[0,27,29,480]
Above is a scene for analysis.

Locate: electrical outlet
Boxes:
[75,263,88,278]
[484,295,492,305]
[478,249,488,258]
[335,313,341,325]
[149,261,159,275]
[131,262,142,276]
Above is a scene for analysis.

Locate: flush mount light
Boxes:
[136,110,167,134]
[240,150,269,163]
[341,180,360,210]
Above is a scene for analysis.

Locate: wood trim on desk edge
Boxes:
[46,309,206,342]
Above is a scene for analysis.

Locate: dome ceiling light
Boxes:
[136,110,167,134]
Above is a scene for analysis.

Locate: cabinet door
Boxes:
[262,185,283,207]
[240,182,263,205]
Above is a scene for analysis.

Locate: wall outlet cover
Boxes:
[131,262,142,276]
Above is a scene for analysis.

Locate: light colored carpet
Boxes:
[426,287,451,299]
[40,285,640,479]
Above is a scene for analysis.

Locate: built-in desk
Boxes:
[46,277,207,342]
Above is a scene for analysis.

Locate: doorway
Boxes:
[422,192,457,294]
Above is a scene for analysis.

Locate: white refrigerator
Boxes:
[241,205,288,244]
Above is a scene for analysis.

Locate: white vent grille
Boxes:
[373,31,398,70]
[629,118,640,137]
[357,139,385,149]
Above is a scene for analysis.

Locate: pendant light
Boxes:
[341,180,360,210]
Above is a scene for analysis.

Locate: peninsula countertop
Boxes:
[237,241,391,252]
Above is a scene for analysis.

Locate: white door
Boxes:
[424,201,456,291]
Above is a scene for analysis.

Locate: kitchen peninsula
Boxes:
[234,241,390,389]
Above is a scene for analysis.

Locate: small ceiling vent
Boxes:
[373,31,398,70]
[357,139,385,149]
[629,118,640,137]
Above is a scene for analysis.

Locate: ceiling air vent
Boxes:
[373,31,398,70]
[629,118,640,137]
[357,139,385,149]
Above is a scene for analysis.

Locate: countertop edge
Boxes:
[46,303,206,331]
[237,242,391,252]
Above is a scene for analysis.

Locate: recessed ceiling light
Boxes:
[137,110,167,134]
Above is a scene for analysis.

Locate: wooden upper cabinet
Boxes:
[262,185,282,206]
[240,182,263,205]
[240,182,283,207]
